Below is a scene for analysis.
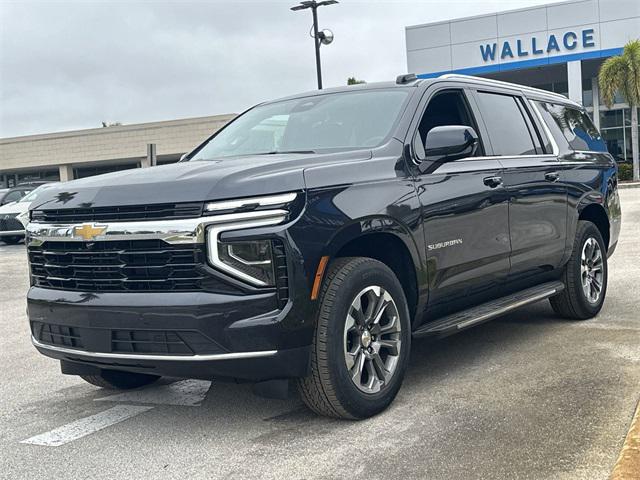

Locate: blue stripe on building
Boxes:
[416,47,624,78]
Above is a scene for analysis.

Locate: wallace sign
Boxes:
[480,28,597,62]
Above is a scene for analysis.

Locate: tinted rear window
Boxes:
[534,101,606,152]
[475,92,537,156]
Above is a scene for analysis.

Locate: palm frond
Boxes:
[599,56,627,108]
[599,39,640,108]
[623,40,640,106]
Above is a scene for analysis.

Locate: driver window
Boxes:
[416,90,484,157]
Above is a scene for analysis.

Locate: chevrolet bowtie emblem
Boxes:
[73,223,107,241]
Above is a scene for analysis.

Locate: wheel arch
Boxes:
[324,218,424,322]
[578,202,610,251]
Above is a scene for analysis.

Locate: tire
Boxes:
[2,236,22,245]
[550,220,608,320]
[297,257,411,419]
[81,370,160,390]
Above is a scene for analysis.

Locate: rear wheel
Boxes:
[297,257,411,419]
[550,220,608,320]
[81,370,160,390]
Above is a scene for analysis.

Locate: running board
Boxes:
[413,281,565,338]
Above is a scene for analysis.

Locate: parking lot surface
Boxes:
[1,189,639,480]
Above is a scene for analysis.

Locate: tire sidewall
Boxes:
[321,259,411,418]
[569,222,608,316]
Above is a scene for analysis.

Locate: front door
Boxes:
[410,88,511,316]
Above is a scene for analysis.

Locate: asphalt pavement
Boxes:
[1,189,639,480]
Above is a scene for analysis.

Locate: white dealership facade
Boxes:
[406,0,640,164]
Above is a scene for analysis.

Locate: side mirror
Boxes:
[420,125,479,170]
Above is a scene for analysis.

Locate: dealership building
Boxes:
[406,0,639,163]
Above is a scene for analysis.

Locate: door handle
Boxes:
[483,176,503,188]
[545,171,560,182]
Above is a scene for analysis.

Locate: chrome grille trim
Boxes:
[26,209,289,246]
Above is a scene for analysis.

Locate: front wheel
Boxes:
[297,257,411,419]
[550,220,608,320]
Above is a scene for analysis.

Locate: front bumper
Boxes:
[27,287,312,381]
[0,230,24,237]
[0,214,25,236]
[25,198,316,381]
[32,336,310,381]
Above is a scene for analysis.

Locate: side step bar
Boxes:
[413,281,565,338]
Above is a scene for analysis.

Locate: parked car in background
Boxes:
[0,182,50,206]
[0,183,57,244]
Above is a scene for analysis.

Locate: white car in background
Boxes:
[0,184,57,245]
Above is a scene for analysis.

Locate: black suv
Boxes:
[26,75,621,419]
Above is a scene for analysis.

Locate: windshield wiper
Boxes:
[254,150,316,155]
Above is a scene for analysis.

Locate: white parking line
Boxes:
[20,405,153,447]
[94,379,212,407]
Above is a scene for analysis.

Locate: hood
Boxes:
[0,200,29,216]
[32,151,371,211]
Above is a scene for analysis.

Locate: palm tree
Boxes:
[599,39,640,181]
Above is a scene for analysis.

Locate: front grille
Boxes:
[31,202,203,223]
[28,239,206,292]
[31,322,226,355]
[0,213,22,232]
[111,329,225,355]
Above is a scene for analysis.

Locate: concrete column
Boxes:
[141,143,156,168]
[567,60,582,104]
[591,77,600,130]
[59,164,74,182]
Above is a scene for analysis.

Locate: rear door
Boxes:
[470,89,568,283]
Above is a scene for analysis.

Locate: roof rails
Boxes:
[439,74,581,106]
[396,73,418,84]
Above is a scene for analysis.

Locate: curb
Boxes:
[619,182,640,189]
[610,399,640,479]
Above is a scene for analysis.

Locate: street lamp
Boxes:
[291,0,338,90]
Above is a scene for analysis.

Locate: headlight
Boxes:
[218,240,275,285]
[205,193,299,286]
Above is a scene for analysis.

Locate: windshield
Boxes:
[190,89,409,160]
[20,184,52,203]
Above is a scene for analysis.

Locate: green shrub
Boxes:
[618,163,633,181]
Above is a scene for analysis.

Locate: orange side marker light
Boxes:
[311,256,330,300]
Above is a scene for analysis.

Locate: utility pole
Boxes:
[291,1,337,90]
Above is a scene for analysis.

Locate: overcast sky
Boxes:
[0,0,563,138]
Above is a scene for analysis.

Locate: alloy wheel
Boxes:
[580,237,604,304]
[343,286,402,394]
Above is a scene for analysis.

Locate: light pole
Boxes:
[291,0,337,90]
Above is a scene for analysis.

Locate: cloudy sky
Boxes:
[0,0,563,138]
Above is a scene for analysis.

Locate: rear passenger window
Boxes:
[475,92,538,156]
[534,101,607,152]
